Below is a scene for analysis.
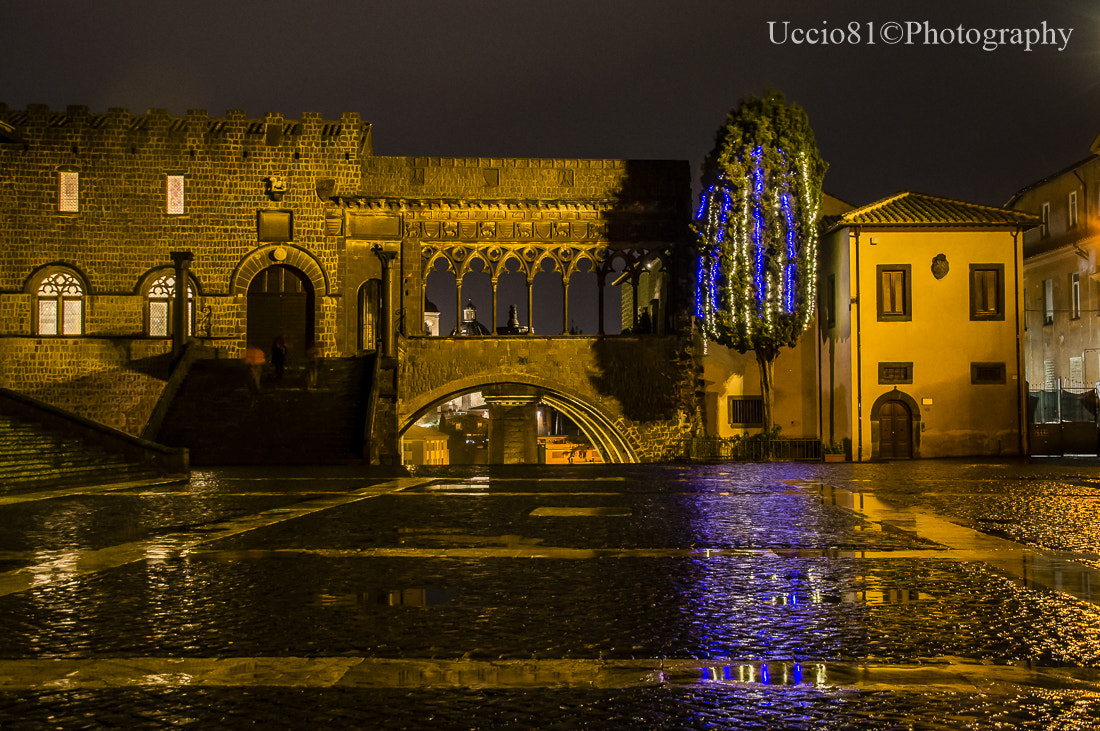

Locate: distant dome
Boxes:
[451,299,491,336]
[424,298,439,313]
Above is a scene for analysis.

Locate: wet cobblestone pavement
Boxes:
[2,461,1100,728]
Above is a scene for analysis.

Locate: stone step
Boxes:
[0,410,165,490]
[158,356,372,465]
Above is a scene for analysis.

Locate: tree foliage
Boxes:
[695,91,827,356]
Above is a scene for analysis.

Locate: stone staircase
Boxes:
[155,356,371,465]
[0,412,173,491]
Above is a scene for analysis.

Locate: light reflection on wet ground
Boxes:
[1,460,1100,727]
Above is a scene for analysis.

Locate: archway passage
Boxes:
[878,400,913,459]
[247,264,314,360]
[401,381,638,465]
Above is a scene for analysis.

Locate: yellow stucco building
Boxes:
[818,192,1039,460]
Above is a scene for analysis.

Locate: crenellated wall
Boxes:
[0,104,368,433]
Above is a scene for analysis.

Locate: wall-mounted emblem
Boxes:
[931,253,949,280]
[265,176,288,202]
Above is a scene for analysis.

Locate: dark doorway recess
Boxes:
[247,264,313,360]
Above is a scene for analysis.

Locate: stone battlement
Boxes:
[359,156,688,203]
[0,104,369,156]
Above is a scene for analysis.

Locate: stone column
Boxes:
[562,276,569,334]
[491,278,498,335]
[169,250,193,358]
[456,277,464,335]
[373,244,399,356]
[597,278,606,335]
[526,277,535,334]
[483,385,540,464]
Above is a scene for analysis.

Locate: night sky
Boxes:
[3,0,1098,208]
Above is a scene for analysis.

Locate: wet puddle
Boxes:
[790,480,1100,606]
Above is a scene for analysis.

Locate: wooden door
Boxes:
[878,400,912,459]
[247,265,312,360]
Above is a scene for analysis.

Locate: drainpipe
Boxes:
[169,250,193,361]
[852,227,863,462]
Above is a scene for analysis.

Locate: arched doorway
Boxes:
[878,400,913,459]
[247,264,314,360]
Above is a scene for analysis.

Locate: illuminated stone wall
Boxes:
[399,335,699,463]
[0,104,365,433]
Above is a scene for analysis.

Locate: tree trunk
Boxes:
[755,347,779,435]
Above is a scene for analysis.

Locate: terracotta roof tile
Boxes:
[834,191,1040,229]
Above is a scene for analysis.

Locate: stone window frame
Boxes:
[30,266,86,336]
[142,270,195,338]
[166,173,185,215]
[969,264,1005,322]
[876,264,911,322]
[58,169,79,213]
[878,362,913,385]
[971,362,1007,385]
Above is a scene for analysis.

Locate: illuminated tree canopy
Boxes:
[695,92,827,431]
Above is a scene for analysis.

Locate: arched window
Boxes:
[36,271,84,335]
[146,273,194,337]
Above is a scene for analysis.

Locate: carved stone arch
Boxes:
[24,262,91,295]
[494,252,529,280]
[533,253,563,279]
[869,388,922,460]
[230,244,329,297]
[400,377,639,464]
[598,250,635,278]
[566,251,598,280]
[135,265,203,297]
[458,251,492,280]
[423,251,456,277]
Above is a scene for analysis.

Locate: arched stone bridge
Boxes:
[397,335,699,463]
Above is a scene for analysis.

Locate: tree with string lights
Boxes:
[694,92,827,434]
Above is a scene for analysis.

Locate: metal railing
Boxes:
[686,436,823,462]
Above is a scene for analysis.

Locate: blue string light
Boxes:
[751,147,766,309]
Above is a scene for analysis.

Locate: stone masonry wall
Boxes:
[0,104,366,432]
[360,157,687,203]
[399,335,699,462]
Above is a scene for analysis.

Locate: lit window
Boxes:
[36,271,83,335]
[146,273,194,337]
[167,175,185,215]
[59,171,79,212]
[1043,279,1054,325]
[1069,192,1078,229]
[728,396,764,427]
[877,265,910,321]
[1040,202,1050,237]
[969,265,1004,321]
